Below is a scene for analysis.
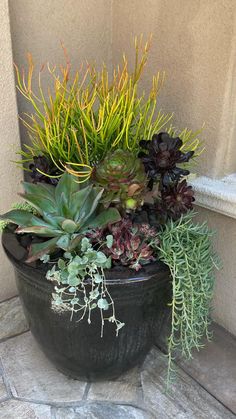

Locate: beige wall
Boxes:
[0,0,22,301]
[195,208,236,335]
[112,0,236,178]
[2,1,236,334]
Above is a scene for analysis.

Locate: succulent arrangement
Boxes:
[0,37,218,386]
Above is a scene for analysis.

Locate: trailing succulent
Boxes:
[45,236,125,337]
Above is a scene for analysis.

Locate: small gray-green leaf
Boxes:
[58,258,66,269]
[89,289,99,299]
[81,237,91,252]
[57,235,70,250]
[106,234,113,249]
[96,251,107,265]
[68,275,81,286]
[97,298,109,310]
[94,273,103,283]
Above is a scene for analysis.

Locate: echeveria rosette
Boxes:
[139,132,194,189]
[93,149,147,211]
[29,155,61,185]
[88,218,159,271]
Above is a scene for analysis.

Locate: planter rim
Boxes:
[2,226,170,286]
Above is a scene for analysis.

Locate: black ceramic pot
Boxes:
[2,226,170,381]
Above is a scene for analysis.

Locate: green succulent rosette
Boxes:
[93,149,147,210]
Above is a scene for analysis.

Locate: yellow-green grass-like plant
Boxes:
[15,36,203,182]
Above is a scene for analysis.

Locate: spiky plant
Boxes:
[14,37,201,182]
[93,149,147,210]
[0,172,120,261]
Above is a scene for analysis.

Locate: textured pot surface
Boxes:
[2,226,170,381]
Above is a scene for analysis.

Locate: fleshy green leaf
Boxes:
[94,273,103,283]
[96,252,107,264]
[0,209,34,226]
[76,187,104,224]
[81,237,91,252]
[70,186,93,219]
[26,237,59,262]
[55,172,78,208]
[68,234,82,251]
[22,181,55,201]
[61,219,78,233]
[83,208,121,230]
[19,192,56,215]
[58,258,66,269]
[16,225,62,237]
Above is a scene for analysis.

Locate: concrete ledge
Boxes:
[190,174,236,219]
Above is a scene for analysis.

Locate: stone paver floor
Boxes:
[0,296,235,418]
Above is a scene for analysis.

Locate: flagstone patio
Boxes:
[0,296,235,418]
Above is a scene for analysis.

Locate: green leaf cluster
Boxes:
[47,238,124,336]
[157,212,220,388]
[0,172,120,261]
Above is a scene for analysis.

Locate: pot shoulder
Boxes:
[2,225,170,284]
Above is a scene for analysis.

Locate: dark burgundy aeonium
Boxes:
[29,155,60,185]
[155,180,195,221]
[139,132,194,189]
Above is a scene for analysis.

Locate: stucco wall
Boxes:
[0,0,22,301]
[112,0,236,178]
[194,208,236,335]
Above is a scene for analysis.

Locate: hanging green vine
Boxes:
[157,212,220,389]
